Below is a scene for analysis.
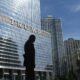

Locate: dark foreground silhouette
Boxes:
[23,35,36,80]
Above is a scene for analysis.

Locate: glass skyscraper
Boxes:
[41,16,65,78]
[0,0,41,29]
[0,0,53,80]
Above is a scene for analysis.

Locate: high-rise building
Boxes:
[0,0,41,29]
[41,16,65,77]
[0,0,53,80]
[64,38,80,72]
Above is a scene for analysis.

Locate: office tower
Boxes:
[41,16,65,77]
[0,0,41,29]
[0,0,53,80]
[74,48,80,80]
[64,38,80,72]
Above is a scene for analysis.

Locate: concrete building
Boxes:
[72,48,80,72]
[0,0,53,80]
[75,49,80,80]
[64,38,80,72]
[64,38,80,80]
[41,16,65,78]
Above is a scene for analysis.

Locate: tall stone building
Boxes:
[64,38,80,72]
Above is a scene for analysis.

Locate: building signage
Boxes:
[0,15,50,37]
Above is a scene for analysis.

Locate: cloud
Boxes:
[71,4,80,13]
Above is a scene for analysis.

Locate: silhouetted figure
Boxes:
[23,35,36,80]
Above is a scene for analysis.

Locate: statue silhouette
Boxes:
[23,35,36,80]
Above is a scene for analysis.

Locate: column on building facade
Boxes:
[0,69,4,79]
[46,72,50,80]
[9,69,14,80]
[38,71,47,80]
[35,71,40,80]
[49,72,53,80]
[41,72,46,80]
[17,70,22,80]
[38,72,42,80]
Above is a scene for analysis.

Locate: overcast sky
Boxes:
[40,0,80,40]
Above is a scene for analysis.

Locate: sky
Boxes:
[40,0,80,40]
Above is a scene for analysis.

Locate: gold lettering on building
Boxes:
[0,15,50,37]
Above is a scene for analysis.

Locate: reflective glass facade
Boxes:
[41,17,65,77]
[0,0,41,29]
[0,0,53,80]
[0,20,52,71]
